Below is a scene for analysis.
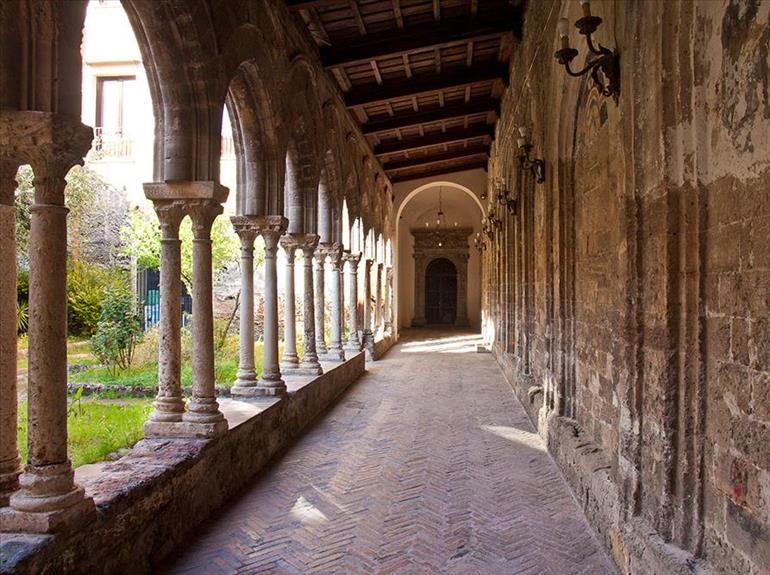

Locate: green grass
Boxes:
[16,336,99,371]
[17,399,153,468]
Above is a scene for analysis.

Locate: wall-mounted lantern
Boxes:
[554,0,619,101]
[516,126,545,184]
[494,177,518,215]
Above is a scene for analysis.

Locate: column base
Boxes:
[321,348,346,362]
[145,419,228,438]
[315,343,328,356]
[298,361,323,375]
[0,463,21,507]
[1,489,94,534]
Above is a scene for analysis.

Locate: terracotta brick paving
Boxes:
[166,330,617,575]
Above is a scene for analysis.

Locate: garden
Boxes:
[13,165,267,469]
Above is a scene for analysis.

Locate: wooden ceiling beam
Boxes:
[389,158,488,183]
[362,100,498,134]
[383,145,489,171]
[374,125,492,155]
[321,11,516,68]
[286,0,355,10]
[345,64,507,108]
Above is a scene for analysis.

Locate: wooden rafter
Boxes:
[320,12,515,68]
[345,64,507,108]
[374,124,492,155]
[383,144,489,171]
[389,158,488,182]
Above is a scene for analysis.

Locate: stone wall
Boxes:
[484,1,770,573]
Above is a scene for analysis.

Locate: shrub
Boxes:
[67,260,127,336]
[90,288,143,376]
[16,301,28,334]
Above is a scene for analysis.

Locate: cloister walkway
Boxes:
[166,330,617,575]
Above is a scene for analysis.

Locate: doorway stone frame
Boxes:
[411,228,472,327]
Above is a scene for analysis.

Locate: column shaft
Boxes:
[314,253,327,356]
[231,218,258,394]
[147,202,185,428]
[257,217,288,395]
[184,201,227,435]
[384,266,393,333]
[375,263,383,336]
[362,259,374,351]
[300,236,322,374]
[7,169,93,529]
[0,165,20,505]
[344,254,361,351]
[327,246,345,361]
[280,239,299,369]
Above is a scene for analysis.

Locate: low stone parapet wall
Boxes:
[1,353,365,575]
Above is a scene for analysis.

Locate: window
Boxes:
[94,76,136,158]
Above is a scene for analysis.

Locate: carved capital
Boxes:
[321,242,344,269]
[0,111,93,177]
[230,216,259,247]
[297,233,320,257]
[342,251,362,267]
[364,258,374,271]
[153,200,187,239]
[254,215,288,249]
[187,199,223,240]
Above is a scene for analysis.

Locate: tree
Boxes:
[121,201,246,292]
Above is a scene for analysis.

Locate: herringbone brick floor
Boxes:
[166,330,617,575]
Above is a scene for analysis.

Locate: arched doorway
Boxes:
[425,258,457,324]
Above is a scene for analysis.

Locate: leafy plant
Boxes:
[16,301,28,334]
[90,287,144,376]
[67,260,127,336]
[68,386,85,417]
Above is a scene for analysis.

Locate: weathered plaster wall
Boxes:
[484,1,770,573]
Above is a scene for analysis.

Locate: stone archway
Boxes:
[411,228,472,327]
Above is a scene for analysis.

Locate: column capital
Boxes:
[364,258,374,270]
[230,215,259,247]
[143,180,228,204]
[254,215,288,247]
[298,234,320,257]
[342,251,362,266]
[187,199,223,240]
[323,243,344,270]
[0,112,92,183]
[151,200,187,240]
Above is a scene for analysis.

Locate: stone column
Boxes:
[456,254,470,327]
[299,235,322,375]
[314,248,328,357]
[375,263,384,336]
[183,199,228,436]
[0,162,20,506]
[6,154,95,531]
[327,244,345,362]
[384,265,393,334]
[144,199,186,436]
[231,217,259,395]
[279,237,299,371]
[362,259,374,351]
[343,252,361,352]
[255,216,288,396]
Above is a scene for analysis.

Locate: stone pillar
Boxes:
[255,216,288,396]
[384,265,393,334]
[5,136,95,532]
[314,248,328,357]
[343,252,361,352]
[144,199,186,435]
[183,199,228,436]
[299,235,322,375]
[279,237,299,371]
[375,263,384,336]
[362,259,374,351]
[231,217,259,395]
[0,162,20,506]
[456,254,470,327]
[327,244,345,362]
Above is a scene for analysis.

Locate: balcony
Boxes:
[90,127,134,160]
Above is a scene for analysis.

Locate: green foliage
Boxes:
[121,201,246,291]
[14,166,34,268]
[67,260,128,336]
[17,399,153,468]
[90,288,144,376]
[16,301,28,334]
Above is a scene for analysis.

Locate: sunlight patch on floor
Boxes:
[480,425,546,452]
[290,495,328,525]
